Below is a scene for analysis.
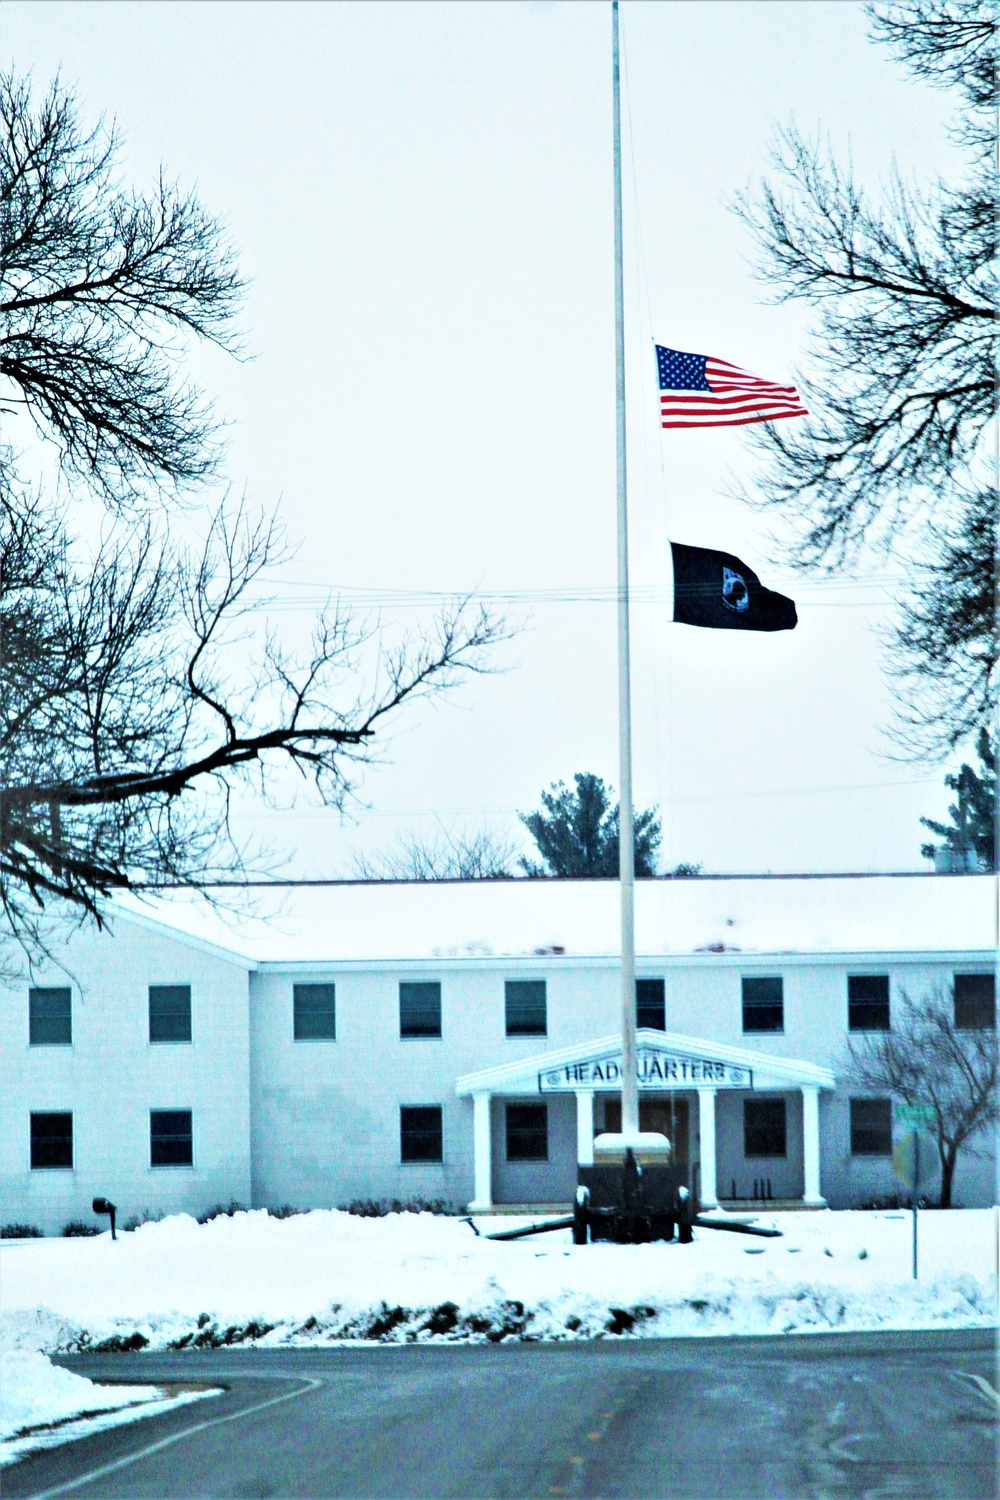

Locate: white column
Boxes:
[575,1090,595,1166]
[802,1085,825,1205]
[697,1087,718,1208]
[469,1092,492,1212]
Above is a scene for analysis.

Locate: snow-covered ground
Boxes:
[2,1206,995,1357]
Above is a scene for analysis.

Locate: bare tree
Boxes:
[843,986,999,1207]
[353,825,519,881]
[0,491,507,938]
[0,75,509,942]
[0,72,243,510]
[733,1,996,753]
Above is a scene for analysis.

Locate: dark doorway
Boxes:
[603,1097,689,1165]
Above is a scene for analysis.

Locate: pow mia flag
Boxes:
[671,542,797,632]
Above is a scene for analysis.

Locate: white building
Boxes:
[1,874,995,1233]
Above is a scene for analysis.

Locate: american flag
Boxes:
[656,345,808,429]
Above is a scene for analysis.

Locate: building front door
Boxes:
[603,1097,689,1166]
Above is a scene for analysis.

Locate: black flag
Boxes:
[671,542,797,632]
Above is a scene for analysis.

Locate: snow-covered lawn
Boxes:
[2,1206,995,1358]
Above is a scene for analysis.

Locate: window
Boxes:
[954,973,996,1030]
[636,978,665,1031]
[148,985,192,1044]
[848,975,890,1032]
[505,980,547,1037]
[743,1099,786,1158]
[150,1110,193,1167]
[506,1103,548,1161]
[399,982,442,1038]
[30,1112,73,1169]
[850,1098,893,1156]
[29,988,71,1046]
[293,983,336,1041]
[400,1106,443,1163]
[742,977,783,1033]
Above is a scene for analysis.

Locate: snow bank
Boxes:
[0,1351,165,1442]
[1,1208,994,1356]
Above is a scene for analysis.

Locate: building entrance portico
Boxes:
[456,1030,836,1214]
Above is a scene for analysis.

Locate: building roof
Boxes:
[109,873,997,968]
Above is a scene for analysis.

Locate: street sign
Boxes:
[894,1102,935,1133]
[892,1131,934,1190]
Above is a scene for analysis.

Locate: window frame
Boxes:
[149,1109,194,1168]
[399,981,442,1039]
[636,977,666,1031]
[399,1104,444,1164]
[504,979,547,1038]
[741,976,784,1035]
[148,984,193,1045]
[293,982,337,1042]
[743,1097,787,1159]
[847,974,891,1033]
[849,1097,893,1157]
[30,1111,74,1170]
[954,972,996,1030]
[505,1102,549,1162]
[28,987,72,1047]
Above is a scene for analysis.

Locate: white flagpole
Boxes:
[612,0,639,1139]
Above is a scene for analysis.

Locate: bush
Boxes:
[1,1222,44,1239]
[338,1196,458,1218]
[266,1204,304,1220]
[196,1200,247,1224]
[62,1220,100,1237]
[122,1208,166,1232]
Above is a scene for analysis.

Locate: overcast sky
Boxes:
[7,1,964,876]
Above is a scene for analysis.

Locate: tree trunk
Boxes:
[938,1144,958,1209]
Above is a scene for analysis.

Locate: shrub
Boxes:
[122,1208,166,1232]
[266,1204,304,1220]
[62,1220,100,1237]
[1,1222,44,1239]
[196,1200,247,1224]
[338,1196,458,1218]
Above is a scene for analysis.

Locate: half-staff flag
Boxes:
[672,543,797,632]
[656,345,808,429]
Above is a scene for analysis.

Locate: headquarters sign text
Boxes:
[539,1047,752,1092]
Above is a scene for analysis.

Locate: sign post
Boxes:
[893,1103,936,1279]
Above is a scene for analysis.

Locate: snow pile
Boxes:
[0,1351,165,1443]
[0,1207,994,1355]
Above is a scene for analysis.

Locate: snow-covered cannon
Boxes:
[574,1134,693,1244]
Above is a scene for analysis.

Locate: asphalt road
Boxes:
[7,1329,996,1499]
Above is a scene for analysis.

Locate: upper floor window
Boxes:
[29,987,71,1046]
[850,1098,892,1156]
[149,985,192,1044]
[954,973,995,1030]
[636,978,665,1031]
[742,977,783,1033]
[150,1109,193,1167]
[848,975,890,1032]
[505,980,547,1037]
[399,982,442,1038]
[293,983,336,1041]
[506,1103,549,1161]
[30,1111,73,1169]
[743,1098,786,1158]
[400,1105,443,1163]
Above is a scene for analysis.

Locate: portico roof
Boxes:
[455,1029,836,1097]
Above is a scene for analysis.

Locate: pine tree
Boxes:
[519,773,661,878]
[920,730,997,870]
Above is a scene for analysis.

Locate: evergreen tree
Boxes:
[519,773,661,878]
[920,730,997,870]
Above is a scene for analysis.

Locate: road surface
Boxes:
[6,1329,996,1499]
